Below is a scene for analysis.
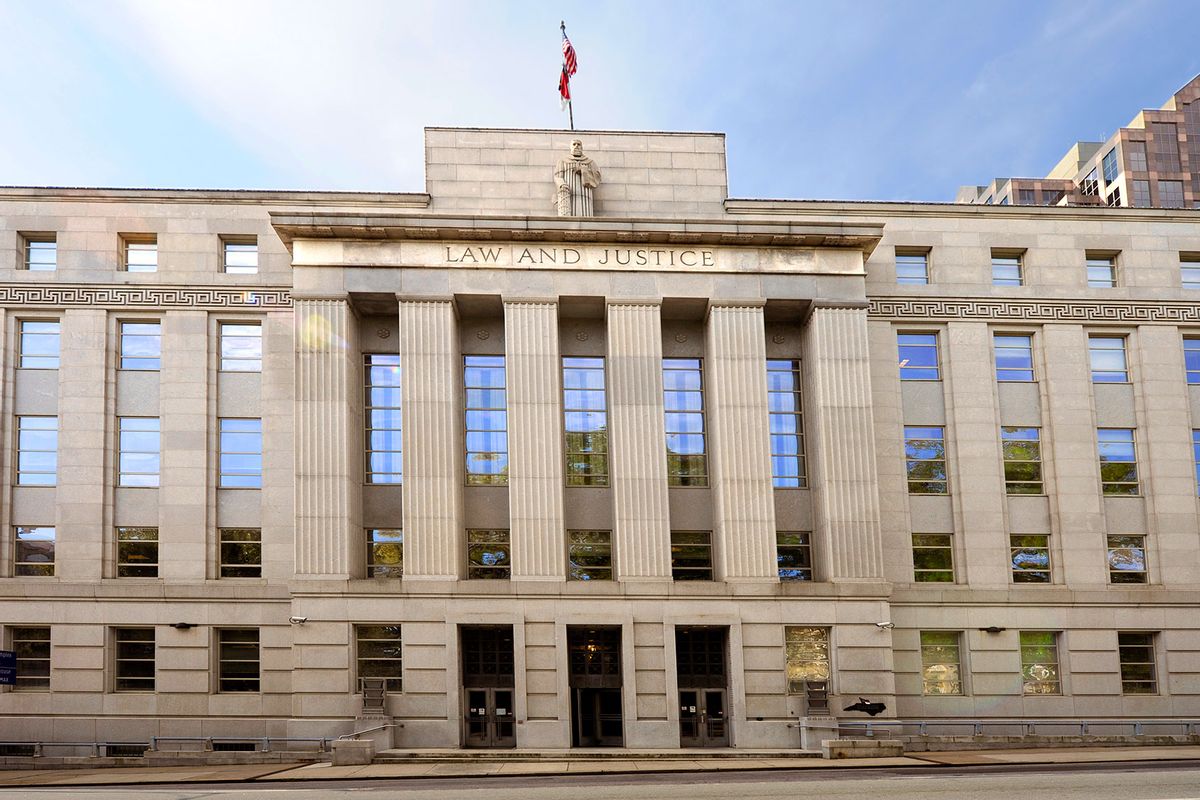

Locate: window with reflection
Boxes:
[670,531,712,580]
[219,323,262,372]
[567,530,612,580]
[1001,427,1042,494]
[991,254,1024,286]
[356,625,403,692]
[1107,534,1147,584]
[116,527,158,578]
[1186,338,1200,383]
[1118,632,1157,694]
[367,528,403,578]
[1010,534,1050,583]
[118,417,160,487]
[993,334,1034,381]
[785,627,829,693]
[220,528,262,578]
[1098,428,1139,495]
[464,356,508,485]
[663,358,707,486]
[1088,336,1128,382]
[920,631,963,695]
[19,320,60,369]
[17,416,57,486]
[1086,256,1117,288]
[14,526,55,577]
[904,426,946,494]
[897,333,939,380]
[466,529,511,579]
[120,322,161,370]
[562,357,607,486]
[219,418,263,488]
[912,533,954,582]
[767,359,806,487]
[222,238,258,274]
[1019,631,1061,695]
[776,531,813,581]
[365,354,401,484]
[895,251,929,284]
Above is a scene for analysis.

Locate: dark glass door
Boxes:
[463,687,515,748]
[678,688,729,747]
[461,626,516,748]
[676,626,729,747]
[568,627,623,747]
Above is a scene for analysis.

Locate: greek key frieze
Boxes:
[0,284,292,310]
[868,297,1200,324]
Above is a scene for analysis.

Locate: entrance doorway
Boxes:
[675,626,730,747]
[460,626,516,748]
[568,626,623,747]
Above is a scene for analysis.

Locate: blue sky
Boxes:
[1,0,1198,201]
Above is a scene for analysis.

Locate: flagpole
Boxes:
[561,20,574,131]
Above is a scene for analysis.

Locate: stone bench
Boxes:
[822,738,905,759]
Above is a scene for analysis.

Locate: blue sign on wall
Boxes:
[0,650,14,686]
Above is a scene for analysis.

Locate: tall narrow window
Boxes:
[920,631,963,695]
[1193,430,1200,495]
[1001,427,1043,494]
[1086,255,1117,288]
[1151,122,1182,171]
[991,253,1023,287]
[118,417,160,487]
[122,235,158,272]
[1158,180,1185,208]
[217,629,260,692]
[464,356,508,485]
[1184,338,1200,383]
[116,527,158,578]
[1079,168,1100,197]
[670,531,713,581]
[19,320,60,368]
[767,359,806,487]
[993,334,1034,381]
[1101,148,1119,183]
[1117,632,1157,694]
[219,418,263,488]
[1098,428,1139,495]
[113,628,155,692]
[365,354,402,484]
[1019,631,1061,695]
[567,530,613,581]
[219,322,262,372]
[784,627,830,693]
[1088,336,1128,382]
[776,531,813,581]
[222,237,258,274]
[663,358,707,486]
[895,250,929,284]
[1107,534,1147,584]
[11,627,51,690]
[1126,141,1148,172]
[356,625,403,692]
[17,416,58,486]
[1010,534,1051,583]
[366,529,403,578]
[1131,179,1152,207]
[466,529,511,579]
[119,322,161,370]
[14,526,55,577]
[897,333,939,380]
[219,528,262,578]
[904,426,947,494]
[1182,255,1200,290]
[562,357,608,486]
[23,235,56,271]
[912,533,954,582]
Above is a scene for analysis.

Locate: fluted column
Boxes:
[505,300,565,580]
[802,306,884,580]
[294,298,359,578]
[607,301,671,579]
[706,303,776,581]
[398,298,463,580]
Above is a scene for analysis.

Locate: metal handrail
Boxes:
[805,718,1200,738]
[337,723,402,741]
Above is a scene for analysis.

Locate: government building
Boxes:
[1,76,1199,754]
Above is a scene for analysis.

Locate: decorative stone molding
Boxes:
[0,284,292,309]
[869,296,1200,324]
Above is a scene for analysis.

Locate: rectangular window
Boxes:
[113,628,155,692]
[222,238,258,274]
[217,629,260,692]
[767,359,806,487]
[1127,141,1148,172]
[365,354,402,484]
[122,235,158,273]
[1131,179,1151,207]
[1001,427,1043,494]
[1159,180,1185,208]
[670,531,713,581]
[912,532,954,582]
[567,530,613,581]
[905,426,947,494]
[19,320,60,369]
[777,531,813,581]
[119,322,161,370]
[993,334,1034,381]
[1106,186,1122,207]
[16,416,57,486]
[920,631,963,695]
[466,529,511,579]
[1182,256,1200,290]
[1194,430,1200,495]
[1118,632,1157,694]
[1150,122,1181,171]
[116,527,158,578]
[563,357,608,486]
[1041,189,1064,206]
[1086,255,1117,288]
[784,627,830,693]
[219,528,262,578]
[1019,631,1061,695]
[897,333,939,380]
[663,358,707,486]
[1098,428,1139,495]
[1011,534,1051,583]
[1102,148,1119,183]
[1018,188,1036,205]
[1080,168,1100,197]
[464,355,508,485]
[219,418,263,488]
[1107,534,1148,584]
[356,625,403,692]
[895,250,929,284]
[1185,338,1200,383]
[992,253,1023,287]
[219,322,262,372]
[14,526,55,577]
[11,627,50,690]
[22,235,56,271]
[1088,336,1128,382]
[366,528,403,578]
[118,417,160,487]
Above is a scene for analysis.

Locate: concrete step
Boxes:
[374,748,821,762]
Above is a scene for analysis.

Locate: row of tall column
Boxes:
[293,296,886,583]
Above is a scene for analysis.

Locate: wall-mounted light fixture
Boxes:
[170,623,196,630]
[979,626,1006,634]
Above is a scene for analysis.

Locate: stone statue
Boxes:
[554,139,601,216]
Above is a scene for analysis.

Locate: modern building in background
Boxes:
[958,74,1200,208]
[0,110,1198,752]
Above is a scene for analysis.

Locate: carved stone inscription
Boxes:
[444,245,715,269]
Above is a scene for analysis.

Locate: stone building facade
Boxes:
[0,125,1198,750]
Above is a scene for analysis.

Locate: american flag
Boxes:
[560,27,577,110]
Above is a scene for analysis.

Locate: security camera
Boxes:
[288,616,308,625]
[875,621,895,630]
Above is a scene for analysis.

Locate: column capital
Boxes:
[605,297,662,308]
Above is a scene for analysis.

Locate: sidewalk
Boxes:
[0,745,1198,787]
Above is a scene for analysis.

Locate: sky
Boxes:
[1,0,1198,202]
